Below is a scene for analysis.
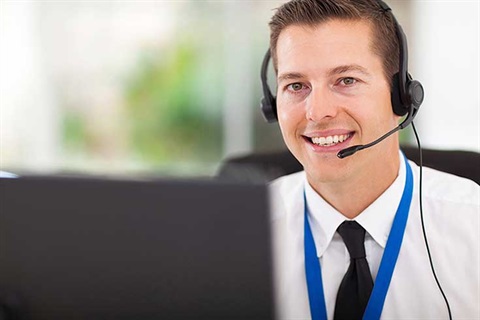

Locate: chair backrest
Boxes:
[217,145,480,184]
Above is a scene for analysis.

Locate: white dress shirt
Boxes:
[269,152,479,319]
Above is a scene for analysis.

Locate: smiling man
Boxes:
[264,0,479,319]
[276,18,398,218]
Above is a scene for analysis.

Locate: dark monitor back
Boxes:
[0,176,273,320]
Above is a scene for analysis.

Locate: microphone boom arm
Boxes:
[337,125,402,159]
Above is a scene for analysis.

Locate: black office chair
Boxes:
[217,145,480,184]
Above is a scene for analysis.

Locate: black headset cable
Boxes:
[411,122,452,320]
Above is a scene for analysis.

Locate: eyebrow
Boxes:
[277,72,306,84]
[277,64,371,84]
[327,64,371,77]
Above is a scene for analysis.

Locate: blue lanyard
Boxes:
[305,155,414,320]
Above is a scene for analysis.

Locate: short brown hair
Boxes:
[269,0,399,84]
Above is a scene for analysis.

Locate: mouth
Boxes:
[303,132,354,149]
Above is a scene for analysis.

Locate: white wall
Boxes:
[0,1,60,172]
[222,2,255,158]
[410,0,479,152]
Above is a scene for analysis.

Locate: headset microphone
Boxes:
[337,126,401,158]
[337,97,420,159]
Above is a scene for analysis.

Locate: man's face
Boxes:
[275,19,399,184]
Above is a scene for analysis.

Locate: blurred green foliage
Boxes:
[63,110,87,152]
[124,39,223,169]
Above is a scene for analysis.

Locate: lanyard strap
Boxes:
[305,156,414,320]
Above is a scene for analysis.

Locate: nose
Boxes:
[306,86,338,122]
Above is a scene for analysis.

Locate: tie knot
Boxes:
[337,221,366,260]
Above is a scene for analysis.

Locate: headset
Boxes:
[260,0,424,158]
[259,1,452,318]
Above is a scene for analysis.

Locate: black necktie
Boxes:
[334,221,374,320]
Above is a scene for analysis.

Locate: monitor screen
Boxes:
[0,176,273,320]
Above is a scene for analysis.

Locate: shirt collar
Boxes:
[304,181,345,257]
[304,151,406,256]
[356,152,406,248]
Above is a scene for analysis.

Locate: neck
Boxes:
[308,150,400,219]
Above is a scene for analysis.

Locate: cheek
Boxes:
[277,97,305,121]
[277,107,291,127]
[277,112,292,139]
[362,89,397,126]
[277,104,303,134]
[277,103,301,142]
[378,100,399,127]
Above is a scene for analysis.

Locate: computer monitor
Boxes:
[0,176,273,319]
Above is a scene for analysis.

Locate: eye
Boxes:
[287,83,304,91]
[339,77,356,86]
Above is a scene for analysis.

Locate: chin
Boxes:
[302,156,352,183]
[306,169,350,186]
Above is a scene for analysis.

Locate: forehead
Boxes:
[276,19,382,76]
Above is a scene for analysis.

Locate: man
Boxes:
[265,0,479,319]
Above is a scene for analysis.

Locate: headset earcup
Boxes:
[260,49,278,123]
[391,73,408,116]
[408,80,424,108]
[260,94,278,123]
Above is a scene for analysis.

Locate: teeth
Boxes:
[311,134,350,147]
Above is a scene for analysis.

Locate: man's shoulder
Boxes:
[413,161,479,206]
[268,171,305,221]
[269,171,305,194]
